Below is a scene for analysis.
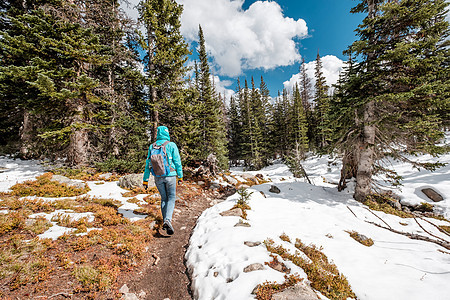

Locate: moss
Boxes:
[364,200,412,218]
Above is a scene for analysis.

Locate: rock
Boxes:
[50,175,86,189]
[271,281,319,300]
[243,263,265,273]
[98,172,112,180]
[197,181,205,186]
[235,219,251,227]
[244,241,261,247]
[209,183,221,190]
[118,173,154,189]
[138,291,146,298]
[387,199,402,210]
[119,284,129,294]
[223,174,238,185]
[421,188,444,202]
[269,185,281,194]
[121,293,139,300]
[220,207,243,217]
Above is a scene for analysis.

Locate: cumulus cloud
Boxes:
[179,0,308,77]
[212,75,235,103]
[283,55,346,95]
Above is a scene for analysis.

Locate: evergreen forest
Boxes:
[1,0,449,202]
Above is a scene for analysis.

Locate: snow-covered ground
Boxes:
[186,152,450,299]
[2,145,450,299]
[0,156,150,240]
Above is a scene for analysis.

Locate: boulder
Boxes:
[269,185,281,194]
[235,219,251,227]
[421,188,444,202]
[220,207,243,217]
[271,282,319,300]
[243,263,265,273]
[118,173,154,189]
[223,174,238,185]
[244,241,261,247]
[209,183,221,190]
[98,172,113,180]
[50,175,86,189]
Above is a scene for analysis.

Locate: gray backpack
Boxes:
[150,141,172,177]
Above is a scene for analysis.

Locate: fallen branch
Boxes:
[365,221,450,250]
[414,217,449,243]
[346,206,358,218]
[364,207,392,229]
[152,253,160,266]
[413,214,450,238]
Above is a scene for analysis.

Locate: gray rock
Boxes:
[271,281,319,300]
[235,219,251,227]
[209,183,221,190]
[269,185,281,194]
[387,199,402,210]
[244,241,261,247]
[121,293,139,300]
[223,174,238,185]
[243,263,265,273]
[98,172,113,180]
[50,175,86,189]
[220,207,243,217]
[119,284,129,294]
[421,188,444,202]
[118,173,154,189]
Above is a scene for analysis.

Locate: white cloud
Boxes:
[179,0,308,77]
[283,55,346,95]
[212,75,235,103]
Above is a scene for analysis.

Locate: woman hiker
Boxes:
[143,126,183,235]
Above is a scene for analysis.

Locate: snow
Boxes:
[187,150,450,299]
[1,142,450,299]
[0,158,150,239]
[0,156,45,192]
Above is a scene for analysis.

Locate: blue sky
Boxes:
[177,0,364,98]
[124,0,365,98]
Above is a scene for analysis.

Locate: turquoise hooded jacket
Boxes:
[143,126,183,183]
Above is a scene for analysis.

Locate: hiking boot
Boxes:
[163,220,174,235]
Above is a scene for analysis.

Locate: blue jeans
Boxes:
[155,176,177,222]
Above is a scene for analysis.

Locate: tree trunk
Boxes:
[19,110,33,159]
[354,100,376,201]
[69,103,89,166]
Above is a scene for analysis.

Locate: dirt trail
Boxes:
[123,185,223,300]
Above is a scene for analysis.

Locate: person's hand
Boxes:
[143,182,148,190]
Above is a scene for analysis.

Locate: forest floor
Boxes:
[120,185,223,300]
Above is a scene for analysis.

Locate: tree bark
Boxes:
[354,0,377,202]
[19,110,33,159]
[69,103,88,166]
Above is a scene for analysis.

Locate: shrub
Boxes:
[265,237,356,300]
[9,173,90,197]
[346,231,374,247]
[233,188,252,219]
[255,274,303,300]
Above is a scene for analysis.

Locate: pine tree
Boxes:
[313,51,331,150]
[291,83,309,157]
[196,25,228,169]
[138,0,190,141]
[335,0,449,201]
